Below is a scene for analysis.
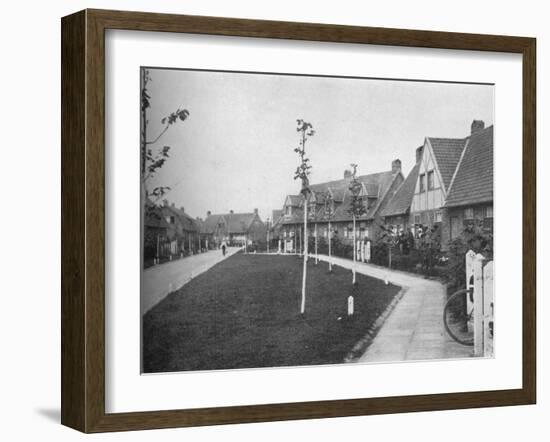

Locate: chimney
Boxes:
[163,199,169,207]
[471,120,485,134]
[344,169,352,180]
[171,202,175,208]
[230,210,234,214]
[254,208,258,215]
[207,210,211,217]
[180,206,185,212]
[416,145,424,164]
[392,159,402,174]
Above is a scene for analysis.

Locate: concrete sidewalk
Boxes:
[141,247,241,315]
[313,254,473,361]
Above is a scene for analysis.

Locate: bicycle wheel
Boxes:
[443,288,474,346]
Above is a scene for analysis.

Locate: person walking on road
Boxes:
[221,241,227,256]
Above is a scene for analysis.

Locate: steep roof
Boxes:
[444,126,493,208]
[144,206,170,229]
[202,212,260,234]
[161,205,200,232]
[428,137,468,191]
[226,213,258,234]
[309,171,392,200]
[282,170,399,224]
[286,195,302,206]
[200,214,226,234]
[272,209,283,223]
[381,162,421,217]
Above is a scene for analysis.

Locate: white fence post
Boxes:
[465,250,476,315]
[472,253,484,357]
[483,261,494,357]
[466,250,494,358]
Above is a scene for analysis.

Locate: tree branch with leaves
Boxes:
[141,69,190,204]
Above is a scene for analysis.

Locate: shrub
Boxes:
[445,223,493,293]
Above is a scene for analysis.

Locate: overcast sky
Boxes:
[144,67,493,221]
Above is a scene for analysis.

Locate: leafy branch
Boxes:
[140,68,190,203]
[293,119,315,196]
[347,163,367,218]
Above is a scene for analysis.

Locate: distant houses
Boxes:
[201,209,266,247]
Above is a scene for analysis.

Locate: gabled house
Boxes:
[401,119,493,249]
[381,148,422,232]
[200,212,228,248]
[410,133,467,232]
[442,123,493,245]
[201,209,266,247]
[280,160,405,251]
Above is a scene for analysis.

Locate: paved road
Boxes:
[313,254,473,361]
[141,247,241,315]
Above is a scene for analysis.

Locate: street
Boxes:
[141,246,241,315]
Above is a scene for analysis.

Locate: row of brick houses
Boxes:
[143,200,203,265]
[271,120,493,252]
[272,159,405,251]
[144,201,267,265]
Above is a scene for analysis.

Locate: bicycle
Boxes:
[443,287,474,346]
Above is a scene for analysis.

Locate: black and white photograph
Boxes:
[140,67,495,374]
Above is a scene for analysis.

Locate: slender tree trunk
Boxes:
[328,221,332,272]
[388,245,392,269]
[301,199,308,314]
[156,234,160,265]
[315,223,318,264]
[298,226,302,256]
[352,216,357,284]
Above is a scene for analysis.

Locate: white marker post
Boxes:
[347,295,354,316]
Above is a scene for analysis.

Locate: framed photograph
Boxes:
[61,9,536,433]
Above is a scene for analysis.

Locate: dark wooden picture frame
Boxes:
[61,9,536,433]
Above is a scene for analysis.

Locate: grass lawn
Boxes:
[143,253,401,373]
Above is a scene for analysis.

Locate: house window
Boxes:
[464,208,474,219]
[485,206,493,218]
[285,206,291,216]
[427,170,435,190]
[419,174,426,193]
[344,227,349,238]
[166,215,175,224]
[435,210,442,223]
[414,214,421,224]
